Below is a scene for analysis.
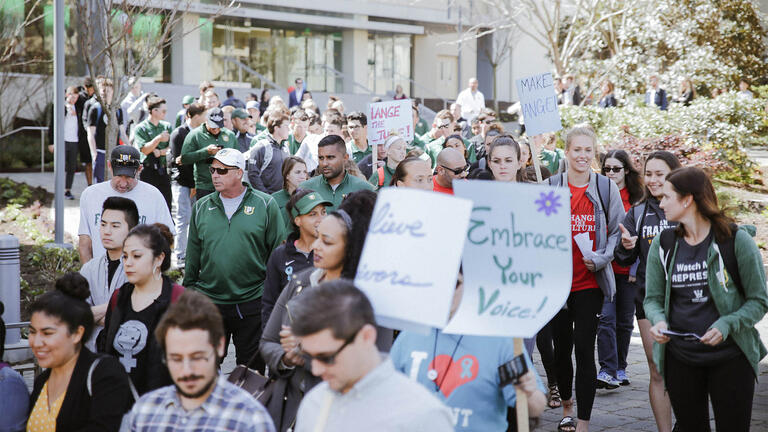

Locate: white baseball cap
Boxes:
[213,148,245,170]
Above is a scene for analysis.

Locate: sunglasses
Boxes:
[604,166,624,173]
[483,119,494,125]
[297,116,309,121]
[298,329,359,365]
[208,166,238,175]
[437,124,451,129]
[441,164,470,175]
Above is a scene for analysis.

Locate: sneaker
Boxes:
[596,371,620,389]
[64,191,75,200]
[617,369,630,386]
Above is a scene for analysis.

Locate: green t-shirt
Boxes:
[287,134,304,156]
[133,119,172,166]
[350,139,372,163]
[298,172,375,211]
[539,148,565,174]
[415,117,429,136]
[368,164,396,190]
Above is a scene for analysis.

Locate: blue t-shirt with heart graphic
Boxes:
[390,330,544,431]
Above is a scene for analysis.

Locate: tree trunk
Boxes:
[492,63,499,112]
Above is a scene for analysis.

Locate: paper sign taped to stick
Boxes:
[367,99,414,146]
[355,188,472,333]
[443,181,573,337]
[515,72,563,137]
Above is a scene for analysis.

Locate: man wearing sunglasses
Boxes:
[184,148,285,373]
[77,145,174,264]
[287,108,309,155]
[290,280,453,432]
[433,147,468,195]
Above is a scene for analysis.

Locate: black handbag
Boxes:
[227,352,275,404]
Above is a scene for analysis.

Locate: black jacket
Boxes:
[261,231,314,325]
[168,123,195,188]
[30,349,133,432]
[598,94,617,108]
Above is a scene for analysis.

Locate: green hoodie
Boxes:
[183,184,286,304]
[299,172,375,211]
[644,226,768,377]
[180,125,237,191]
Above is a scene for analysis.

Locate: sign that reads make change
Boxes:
[355,188,472,333]
[515,72,563,137]
[367,99,414,146]
[443,181,573,338]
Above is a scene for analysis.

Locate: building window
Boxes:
[367,33,411,96]
[210,18,342,93]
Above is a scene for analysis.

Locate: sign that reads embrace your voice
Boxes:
[515,72,563,137]
[443,181,573,338]
[355,188,472,333]
[367,99,415,146]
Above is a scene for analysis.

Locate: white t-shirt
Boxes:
[456,88,486,121]
[295,133,323,172]
[64,104,79,142]
[78,180,175,259]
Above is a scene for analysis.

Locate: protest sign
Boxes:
[515,72,562,137]
[443,181,572,338]
[355,188,472,333]
[367,99,414,146]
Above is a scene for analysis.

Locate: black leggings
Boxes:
[552,288,603,421]
[536,320,557,386]
[665,350,754,432]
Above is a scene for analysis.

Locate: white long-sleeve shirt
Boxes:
[456,88,486,121]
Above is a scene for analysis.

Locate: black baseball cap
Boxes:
[207,107,225,129]
[110,145,141,177]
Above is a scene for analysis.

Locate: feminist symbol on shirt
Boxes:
[114,320,148,372]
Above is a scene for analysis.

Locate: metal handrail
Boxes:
[221,57,282,91]
[392,71,447,109]
[0,126,48,173]
[313,64,373,94]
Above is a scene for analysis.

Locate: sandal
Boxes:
[548,384,561,409]
[558,416,576,432]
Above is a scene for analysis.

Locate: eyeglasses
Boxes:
[297,116,309,121]
[483,120,494,125]
[437,124,451,129]
[298,330,359,365]
[604,166,624,173]
[441,164,470,175]
[209,166,238,175]
[164,352,215,368]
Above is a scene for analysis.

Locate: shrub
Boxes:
[559,93,767,183]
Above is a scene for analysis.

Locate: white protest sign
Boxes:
[355,188,472,333]
[443,181,573,337]
[367,99,414,146]
[515,72,562,137]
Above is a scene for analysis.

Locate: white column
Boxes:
[341,16,369,94]
[171,13,203,85]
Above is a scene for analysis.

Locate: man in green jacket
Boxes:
[299,135,374,211]
[183,147,285,368]
[134,96,173,210]
[180,107,236,199]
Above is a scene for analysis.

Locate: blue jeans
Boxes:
[172,183,194,260]
[597,274,637,376]
[93,150,106,183]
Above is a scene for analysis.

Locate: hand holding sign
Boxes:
[367,99,414,146]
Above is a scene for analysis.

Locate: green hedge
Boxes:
[558,93,768,183]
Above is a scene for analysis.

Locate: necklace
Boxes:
[428,329,464,392]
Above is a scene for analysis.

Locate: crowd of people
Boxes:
[3,74,765,432]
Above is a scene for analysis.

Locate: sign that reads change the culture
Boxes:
[355,188,472,333]
[443,181,573,338]
[515,72,563,137]
[367,99,414,146]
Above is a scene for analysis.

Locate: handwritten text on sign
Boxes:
[367,99,414,145]
[443,181,573,338]
[515,72,563,137]
[355,188,472,333]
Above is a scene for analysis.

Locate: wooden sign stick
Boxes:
[514,337,529,432]
[529,134,544,184]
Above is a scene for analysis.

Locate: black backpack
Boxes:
[658,224,743,295]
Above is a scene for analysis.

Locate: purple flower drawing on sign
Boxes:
[535,191,561,216]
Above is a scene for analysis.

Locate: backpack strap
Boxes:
[108,287,120,313]
[595,174,612,227]
[634,202,648,235]
[377,166,385,187]
[717,224,743,296]
[261,142,273,174]
[659,227,677,280]
[88,355,139,402]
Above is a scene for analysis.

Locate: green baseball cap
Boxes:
[181,95,195,105]
[232,108,250,119]
[290,192,333,219]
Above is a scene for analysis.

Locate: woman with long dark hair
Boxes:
[595,149,645,389]
[613,150,681,432]
[100,223,184,396]
[259,190,392,431]
[645,167,768,431]
[272,156,309,231]
[28,273,133,431]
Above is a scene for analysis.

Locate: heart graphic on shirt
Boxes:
[429,354,479,398]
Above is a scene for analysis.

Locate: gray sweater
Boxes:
[248,134,289,194]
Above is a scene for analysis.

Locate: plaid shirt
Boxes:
[120,377,275,432]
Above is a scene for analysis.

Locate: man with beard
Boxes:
[120,291,276,431]
[298,135,374,211]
